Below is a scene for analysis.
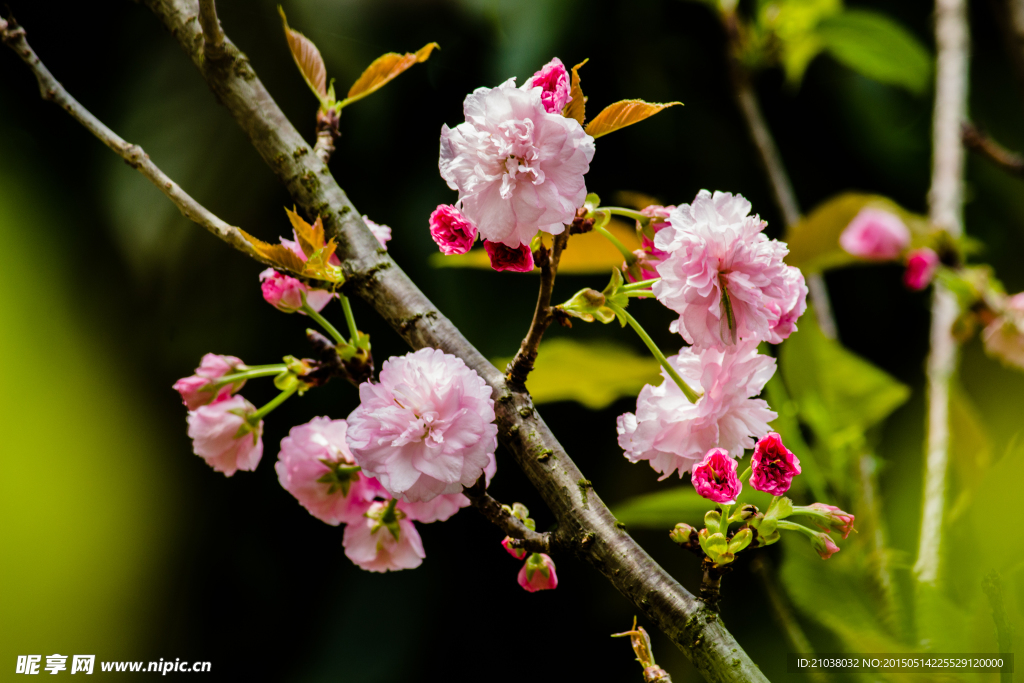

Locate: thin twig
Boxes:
[0,15,265,266]
[506,232,569,389]
[915,0,969,587]
[197,0,226,61]
[463,481,554,555]
[962,122,1024,176]
[721,11,838,341]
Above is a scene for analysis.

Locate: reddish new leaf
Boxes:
[584,99,682,139]
[562,59,588,125]
[279,7,327,101]
[343,43,439,106]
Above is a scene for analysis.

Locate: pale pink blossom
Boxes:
[903,248,940,290]
[502,537,527,560]
[259,269,333,313]
[173,353,246,410]
[346,348,498,503]
[439,78,595,247]
[517,553,558,592]
[983,293,1024,370]
[626,205,674,283]
[806,503,856,539]
[653,190,806,350]
[617,341,777,479]
[400,453,497,523]
[484,240,535,272]
[749,432,801,496]
[523,57,572,114]
[691,448,742,503]
[275,417,385,526]
[839,208,911,260]
[186,395,263,477]
[362,215,392,249]
[342,501,425,572]
[429,204,478,255]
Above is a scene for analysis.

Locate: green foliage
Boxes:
[491,338,661,409]
[818,11,932,94]
[611,486,711,528]
[757,0,841,84]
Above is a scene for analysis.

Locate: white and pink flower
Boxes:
[259,269,333,313]
[342,501,425,573]
[346,348,498,503]
[617,341,777,479]
[439,76,595,247]
[186,395,263,477]
[653,190,806,350]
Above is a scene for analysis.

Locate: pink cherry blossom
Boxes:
[400,453,497,523]
[439,78,595,247]
[342,501,425,572]
[346,347,498,503]
[811,532,841,560]
[523,57,572,114]
[691,448,742,504]
[502,537,528,560]
[259,269,333,313]
[484,240,535,272]
[186,395,263,477]
[626,205,674,283]
[903,248,940,290]
[275,417,385,526]
[983,293,1024,370]
[652,190,806,350]
[362,215,392,249]
[617,341,777,479]
[517,553,558,592]
[807,503,856,539]
[839,208,911,260]
[173,353,246,410]
[749,432,801,496]
[429,204,478,255]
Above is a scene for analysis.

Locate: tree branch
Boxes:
[506,232,569,389]
[722,12,838,341]
[0,14,267,267]
[915,0,969,587]
[464,483,553,555]
[4,3,772,680]
[198,0,226,61]
[962,122,1024,176]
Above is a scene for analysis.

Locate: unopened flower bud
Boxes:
[501,537,528,560]
[811,532,841,560]
[727,528,753,554]
[669,522,698,547]
[698,530,733,565]
[692,448,742,504]
[840,208,910,260]
[429,204,478,255]
[518,553,558,592]
[259,268,331,314]
[524,57,572,114]
[806,503,856,539]
[733,504,758,522]
[483,240,535,272]
[904,248,940,291]
[173,353,247,410]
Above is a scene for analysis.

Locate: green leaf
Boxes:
[818,10,932,94]
[610,487,712,528]
[757,0,842,84]
[779,306,910,453]
[490,338,660,410]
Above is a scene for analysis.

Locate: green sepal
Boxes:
[315,460,361,496]
[727,528,753,554]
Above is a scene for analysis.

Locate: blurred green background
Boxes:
[2,0,1024,680]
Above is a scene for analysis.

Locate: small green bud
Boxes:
[727,528,753,554]
[669,523,698,547]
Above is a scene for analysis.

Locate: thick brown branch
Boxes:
[13,2,773,680]
[963,122,1024,176]
[198,0,226,61]
[506,232,569,389]
[0,15,266,267]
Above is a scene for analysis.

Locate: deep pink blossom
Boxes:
[811,532,841,560]
[903,248,940,290]
[653,190,806,350]
[617,341,777,479]
[439,78,595,247]
[517,553,558,592]
[173,353,246,410]
[429,204,478,255]
[691,448,742,504]
[983,293,1024,370]
[807,503,856,539]
[750,432,801,496]
[346,348,498,503]
[275,417,385,526]
[342,501,425,572]
[259,269,332,313]
[484,240,535,272]
[523,57,573,114]
[186,395,263,477]
[502,537,528,560]
[626,205,674,282]
[839,208,910,260]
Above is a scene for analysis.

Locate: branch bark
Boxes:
[915,0,969,586]
[962,122,1024,176]
[105,2,773,680]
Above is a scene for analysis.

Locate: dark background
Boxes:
[2,0,1023,680]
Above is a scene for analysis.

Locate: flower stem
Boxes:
[607,303,700,403]
[600,206,649,222]
[777,519,817,539]
[625,290,656,299]
[719,504,733,535]
[738,467,752,484]
[250,385,298,422]
[302,302,345,345]
[212,365,288,386]
[594,225,637,265]
[620,278,660,292]
[339,294,359,343]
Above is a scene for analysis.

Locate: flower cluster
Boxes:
[839,207,942,291]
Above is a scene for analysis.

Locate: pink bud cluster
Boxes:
[626,205,673,282]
